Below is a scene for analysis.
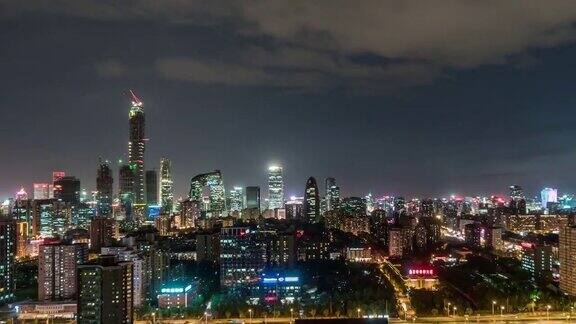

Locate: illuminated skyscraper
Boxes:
[325,177,340,212]
[13,197,33,236]
[159,157,173,213]
[541,188,558,209]
[34,199,68,238]
[15,221,28,258]
[285,196,304,220]
[34,183,51,200]
[189,170,226,215]
[0,217,16,305]
[15,188,28,201]
[340,197,367,217]
[365,193,374,214]
[509,185,525,201]
[145,169,158,206]
[52,171,66,183]
[245,186,261,210]
[268,166,284,210]
[304,177,320,223]
[229,187,244,212]
[51,171,66,199]
[127,90,146,206]
[119,163,134,218]
[96,160,113,217]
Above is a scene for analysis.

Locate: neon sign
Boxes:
[408,269,434,275]
[262,276,300,284]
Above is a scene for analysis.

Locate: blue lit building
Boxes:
[34,199,68,238]
[74,203,96,229]
[558,194,576,211]
[147,205,161,220]
[250,271,301,305]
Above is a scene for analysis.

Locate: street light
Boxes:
[290,308,294,322]
[492,300,496,316]
[357,308,361,318]
[500,305,505,317]
[453,306,457,317]
[249,309,253,323]
[447,302,451,316]
[151,312,156,324]
[547,305,551,320]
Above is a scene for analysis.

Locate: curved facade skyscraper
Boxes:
[304,177,320,223]
[268,166,284,210]
[189,170,226,214]
[127,90,145,205]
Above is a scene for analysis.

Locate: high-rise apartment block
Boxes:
[560,226,576,295]
[77,255,133,324]
[38,242,88,301]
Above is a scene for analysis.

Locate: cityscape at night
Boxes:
[5,1,576,323]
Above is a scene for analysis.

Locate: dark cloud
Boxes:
[154,49,440,90]
[3,1,576,198]
[4,1,576,89]
[94,60,127,78]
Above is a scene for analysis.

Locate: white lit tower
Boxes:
[159,157,174,213]
[229,187,244,212]
[126,90,146,206]
[268,165,284,210]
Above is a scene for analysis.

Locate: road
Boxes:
[135,311,576,323]
[377,258,414,319]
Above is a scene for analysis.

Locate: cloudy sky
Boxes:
[2,1,576,199]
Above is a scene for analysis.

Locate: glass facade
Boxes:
[268,166,284,210]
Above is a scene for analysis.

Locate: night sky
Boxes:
[3,1,576,199]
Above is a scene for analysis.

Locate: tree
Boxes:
[527,300,536,313]
[309,308,317,318]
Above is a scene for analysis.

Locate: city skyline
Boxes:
[4,3,576,323]
[4,2,576,198]
[0,86,571,201]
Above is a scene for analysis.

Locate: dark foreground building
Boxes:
[77,255,133,324]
